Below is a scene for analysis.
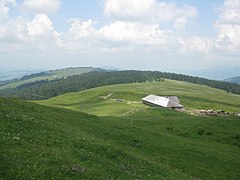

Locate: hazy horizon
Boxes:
[0,64,239,81]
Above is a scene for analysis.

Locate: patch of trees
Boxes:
[19,71,47,81]
[0,71,239,100]
[0,79,17,87]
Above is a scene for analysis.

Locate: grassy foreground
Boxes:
[36,80,240,116]
[1,97,240,179]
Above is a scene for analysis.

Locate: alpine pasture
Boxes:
[1,79,240,179]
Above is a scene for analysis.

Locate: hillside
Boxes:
[224,76,240,84]
[1,71,240,100]
[1,97,240,179]
[36,80,240,116]
[0,69,41,81]
[0,67,95,90]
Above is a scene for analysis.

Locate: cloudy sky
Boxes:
[0,0,240,73]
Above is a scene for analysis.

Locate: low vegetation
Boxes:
[1,97,240,179]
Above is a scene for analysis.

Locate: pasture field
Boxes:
[36,80,240,116]
[0,97,240,179]
[1,80,240,179]
[0,67,94,90]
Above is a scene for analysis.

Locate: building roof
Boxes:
[142,94,183,108]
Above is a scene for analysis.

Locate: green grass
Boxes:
[0,67,94,90]
[1,80,240,179]
[36,80,240,116]
[1,97,240,179]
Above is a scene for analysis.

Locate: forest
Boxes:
[0,70,239,100]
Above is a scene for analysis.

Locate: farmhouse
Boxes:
[142,94,183,108]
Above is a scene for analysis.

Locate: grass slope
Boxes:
[36,80,240,116]
[0,67,94,90]
[1,97,240,179]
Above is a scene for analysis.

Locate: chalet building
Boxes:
[142,94,183,108]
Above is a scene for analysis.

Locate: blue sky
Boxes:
[0,0,239,75]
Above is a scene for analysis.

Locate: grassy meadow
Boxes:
[1,80,240,179]
[36,80,240,116]
[1,97,240,179]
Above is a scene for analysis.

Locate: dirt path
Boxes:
[102,93,113,99]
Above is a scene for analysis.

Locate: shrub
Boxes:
[198,128,205,135]
[206,131,213,135]
[166,126,173,131]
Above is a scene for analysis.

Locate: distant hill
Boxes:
[0,69,42,81]
[178,65,240,80]
[1,70,240,100]
[224,76,240,84]
[0,67,95,90]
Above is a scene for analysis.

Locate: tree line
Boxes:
[0,70,239,100]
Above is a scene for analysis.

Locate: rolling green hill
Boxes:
[36,80,240,116]
[1,96,240,179]
[0,67,95,90]
[1,70,240,100]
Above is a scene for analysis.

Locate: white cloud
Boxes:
[215,24,240,53]
[103,0,197,24]
[52,0,198,53]
[22,0,60,15]
[0,0,199,55]
[153,3,197,22]
[99,21,170,46]
[178,37,213,54]
[217,0,240,24]
[174,16,187,31]
[1,0,238,66]
[52,19,97,53]
[0,16,28,43]
[174,16,188,30]
[68,19,97,39]
[52,19,175,54]
[0,0,16,22]
[0,12,57,53]
[27,14,53,36]
[104,0,154,20]
[215,0,240,54]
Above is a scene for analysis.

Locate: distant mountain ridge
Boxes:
[0,70,43,81]
[176,65,240,80]
[0,67,95,90]
[224,76,240,84]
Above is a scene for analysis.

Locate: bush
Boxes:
[166,126,173,131]
[198,128,205,135]
[206,131,213,135]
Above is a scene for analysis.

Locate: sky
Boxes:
[0,0,240,74]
